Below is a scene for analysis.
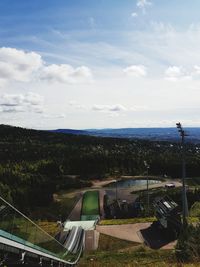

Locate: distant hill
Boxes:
[52,127,200,143]
[50,129,89,135]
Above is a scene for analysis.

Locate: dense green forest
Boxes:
[0,124,200,213]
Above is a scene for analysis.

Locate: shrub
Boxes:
[176,223,200,262]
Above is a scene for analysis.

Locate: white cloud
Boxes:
[31,105,44,114]
[131,12,138,18]
[0,78,7,88]
[0,94,24,107]
[0,93,44,113]
[92,105,105,111]
[130,105,148,111]
[134,23,200,70]
[0,47,43,82]
[137,0,152,13]
[137,0,152,8]
[92,104,148,113]
[109,104,127,112]
[40,64,93,84]
[23,92,43,106]
[92,104,126,112]
[0,47,93,85]
[4,23,200,128]
[165,66,183,79]
[73,66,92,78]
[43,113,66,119]
[0,105,25,113]
[193,65,200,76]
[165,66,191,81]
[68,101,88,111]
[150,21,174,33]
[123,65,147,77]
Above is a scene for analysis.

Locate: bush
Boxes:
[176,223,200,262]
[190,201,200,217]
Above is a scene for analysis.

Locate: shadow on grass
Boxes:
[139,224,176,249]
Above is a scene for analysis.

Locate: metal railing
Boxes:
[0,195,84,265]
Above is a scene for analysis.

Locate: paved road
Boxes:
[96,223,176,249]
[130,180,182,193]
[96,223,150,243]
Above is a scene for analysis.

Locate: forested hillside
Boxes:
[0,124,200,212]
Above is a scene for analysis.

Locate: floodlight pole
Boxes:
[176,122,189,226]
[113,179,118,202]
[116,181,118,201]
[114,171,119,202]
[144,161,150,215]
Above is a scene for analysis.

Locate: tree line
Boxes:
[0,124,200,212]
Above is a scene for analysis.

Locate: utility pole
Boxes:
[144,161,150,215]
[176,122,189,226]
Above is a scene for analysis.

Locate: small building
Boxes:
[107,197,141,219]
[153,196,182,237]
[63,220,97,231]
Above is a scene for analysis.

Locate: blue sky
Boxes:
[0,0,200,129]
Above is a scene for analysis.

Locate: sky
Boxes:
[1,0,200,129]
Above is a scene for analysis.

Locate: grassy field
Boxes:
[79,234,200,267]
[81,191,99,216]
[99,217,199,225]
[99,217,156,225]
[79,234,179,267]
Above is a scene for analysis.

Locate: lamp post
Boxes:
[176,122,189,226]
[144,161,150,215]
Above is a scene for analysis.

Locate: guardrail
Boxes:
[0,196,84,266]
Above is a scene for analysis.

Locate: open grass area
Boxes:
[99,217,156,225]
[79,252,200,267]
[97,234,139,251]
[100,217,199,226]
[37,221,58,236]
[81,191,99,216]
[79,234,178,267]
[79,233,200,266]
